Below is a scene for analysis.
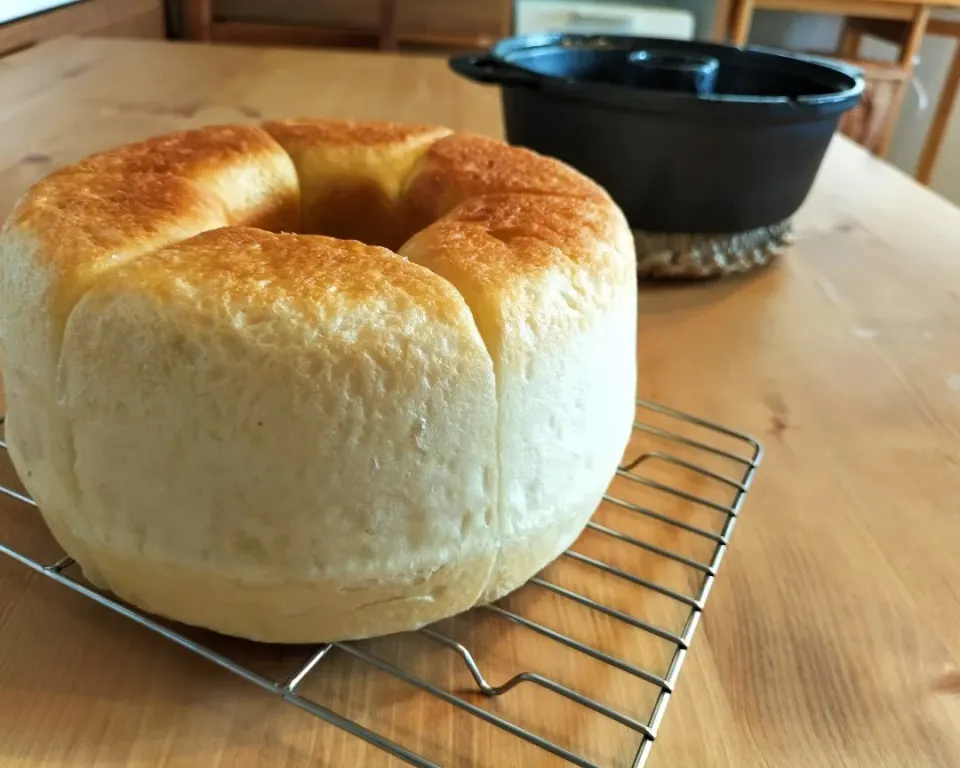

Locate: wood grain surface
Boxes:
[1,37,959,768]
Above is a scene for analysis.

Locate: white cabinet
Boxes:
[515,1,695,40]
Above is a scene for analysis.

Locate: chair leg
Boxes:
[916,39,960,184]
[838,18,864,58]
[184,0,213,41]
[876,5,930,157]
[378,0,398,50]
[729,0,755,46]
[896,4,930,68]
[712,0,735,42]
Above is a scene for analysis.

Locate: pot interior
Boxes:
[494,35,859,103]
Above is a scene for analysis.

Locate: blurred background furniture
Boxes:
[180,0,513,50]
[179,1,703,52]
[0,0,165,57]
[723,1,932,158]
[836,58,912,154]
[718,0,960,185]
[9,1,960,192]
[840,11,960,181]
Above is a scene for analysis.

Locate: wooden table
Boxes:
[1,36,960,768]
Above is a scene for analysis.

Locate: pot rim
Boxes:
[482,33,864,119]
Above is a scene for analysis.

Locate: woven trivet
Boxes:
[634,220,793,279]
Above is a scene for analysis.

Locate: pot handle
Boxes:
[448,54,542,89]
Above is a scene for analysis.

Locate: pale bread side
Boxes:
[57,227,498,642]
[401,193,637,602]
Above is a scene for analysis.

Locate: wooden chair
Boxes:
[841,12,960,183]
[721,1,931,160]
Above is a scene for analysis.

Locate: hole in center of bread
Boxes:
[298,180,414,252]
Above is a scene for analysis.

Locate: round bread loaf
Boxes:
[0,120,637,642]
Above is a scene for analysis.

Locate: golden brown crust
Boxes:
[399,193,633,329]
[59,124,288,179]
[399,132,610,236]
[263,118,449,150]
[116,226,469,328]
[6,172,227,278]
[51,124,300,232]
[432,193,631,269]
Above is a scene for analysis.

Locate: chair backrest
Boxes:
[838,59,910,155]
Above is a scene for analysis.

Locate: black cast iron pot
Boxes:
[450,34,863,234]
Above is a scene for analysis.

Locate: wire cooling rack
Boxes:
[0,399,761,768]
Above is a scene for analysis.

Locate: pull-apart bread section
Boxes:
[400,131,611,235]
[0,119,637,642]
[402,194,637,602]
[59,228,498,642]
[56,124,300,232]
[0,125,296,563]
